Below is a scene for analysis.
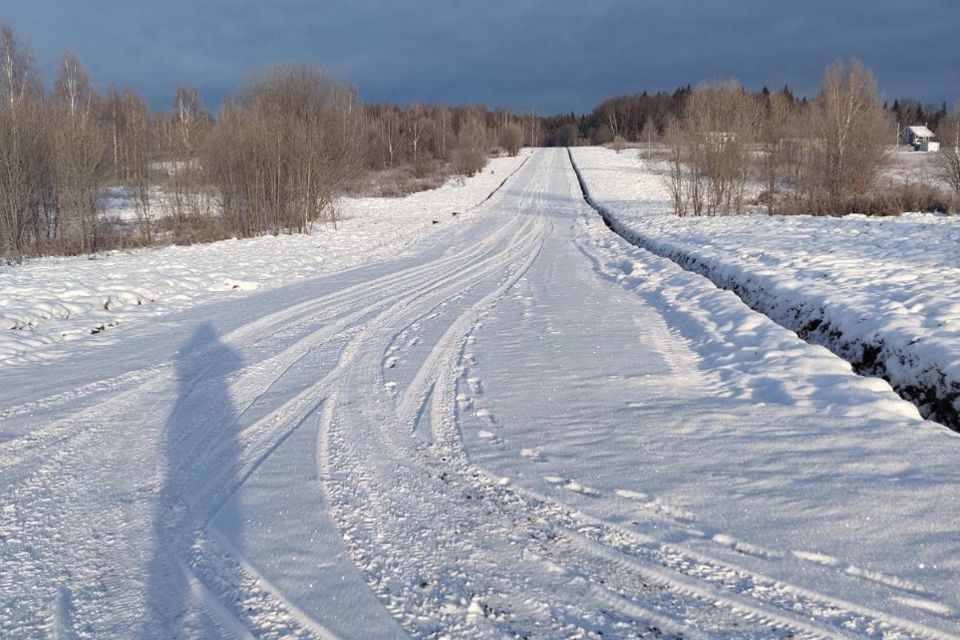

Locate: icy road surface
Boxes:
[2,149,959,639]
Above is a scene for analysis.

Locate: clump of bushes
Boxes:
[777,183,958,216]
[662,61,948,218]
[0,21,538,261]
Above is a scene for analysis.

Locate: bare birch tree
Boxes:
[936,107,960,194]
[663,81,761,216]
[431,105,454,161]
[375,103,400,169]
[50,51,105,253]
[0,24,46,257]
[805,61,890,206]
[121,91,153,240]
[404,103,430,167]
[163,87,209,234]
[757,91,797,213]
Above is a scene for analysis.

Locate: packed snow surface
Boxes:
[570,146,960,426]
[2,149,959,638]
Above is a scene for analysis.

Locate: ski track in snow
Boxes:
[1,149,959,638]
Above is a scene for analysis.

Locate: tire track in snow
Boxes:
[0,154,552,637]
[0,198,538,638]
[0,202,529,480]
[320,149,959,639]
[0,149,530,430]
[316,151,811,638]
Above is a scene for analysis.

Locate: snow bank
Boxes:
[569,146,960,428]
[0,152,530,366]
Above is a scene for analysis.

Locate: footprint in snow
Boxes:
[614,488,650,501]
[520,448,546,463]
[545,476,598,496]
[477,430,503,446]
[615,488,695,522]
[474,408,496,424]
[564,480,598,496]
[712,533,779,559]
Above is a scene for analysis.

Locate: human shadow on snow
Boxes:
[141,322,244,636]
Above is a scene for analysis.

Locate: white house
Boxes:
[900,125,940,152]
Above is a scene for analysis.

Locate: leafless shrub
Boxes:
[205,65,364,236]
[452,149,487,178]
[777,182,956,216]
[499,122,523,156]
[611,135,627,154]
[662,81,761,216]
[662,120,689,216]
[349,163,453,198]
[452,114,488,177]
[895,182,957,214]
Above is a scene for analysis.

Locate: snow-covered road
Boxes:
[2,149,959,639]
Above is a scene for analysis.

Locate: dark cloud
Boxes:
[4,0,958,113]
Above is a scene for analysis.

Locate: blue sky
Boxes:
[3,0,958,113]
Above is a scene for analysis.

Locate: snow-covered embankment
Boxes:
[569,146,960,429]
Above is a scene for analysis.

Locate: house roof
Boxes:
[906,125,935,138]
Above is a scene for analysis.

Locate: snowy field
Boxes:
[3,148,960,638]
[0,152,530,366]
[883,148,951,189]
[570,146,960,428]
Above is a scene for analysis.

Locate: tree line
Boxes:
[544,86,952,150]
[659,62,960,217]
[3,19,957,260]
[0,24,533,260]
[540,61,958,217]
